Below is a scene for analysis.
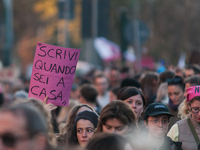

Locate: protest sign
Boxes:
[28,42,80,106]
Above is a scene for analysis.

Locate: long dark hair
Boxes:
[56,104,94,145]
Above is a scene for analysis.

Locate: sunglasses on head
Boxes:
[166,78,182,84]
[0,132,30,147]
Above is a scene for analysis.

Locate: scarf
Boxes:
[168,98,180,111]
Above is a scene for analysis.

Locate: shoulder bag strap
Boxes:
[187,118,200,147]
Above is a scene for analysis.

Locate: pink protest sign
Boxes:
[28,42,81,106]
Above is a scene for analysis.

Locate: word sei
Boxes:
[33,73,49,84]
[33,73,65,87]
[38,46,79,61]
[35,60,76,75]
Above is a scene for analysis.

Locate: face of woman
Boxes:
[168,85,184,105]
[124,94,143,120]
[190,100,200,123]
[102,118,130,135]
[76,119,95,147]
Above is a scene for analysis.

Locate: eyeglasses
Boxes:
[0,132,30,147]
[190,107,200,114]
[166,78,182,84]
[148,118,169,126]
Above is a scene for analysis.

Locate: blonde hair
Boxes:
[178,97,200,119]
[178,98,190,119]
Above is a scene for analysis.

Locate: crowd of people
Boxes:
[1,63,200,150]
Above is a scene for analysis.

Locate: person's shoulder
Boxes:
[165,136,182,150]
[176,118,188,125]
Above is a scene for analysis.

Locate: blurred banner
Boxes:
[123,46,137,62]
[94,37,121,62]
[0,65,20,82]
[177,52,186,68]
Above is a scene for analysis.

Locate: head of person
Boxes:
[96,100,137,135]
[184,75,200,97]
[109,67,121,88]
[185,64,200,78]
[78,84,98,104]
[93,73,109,95]
[186,86,200,123]
[120,78,141,89]
[117,87,145,121]
[175,68,186,79]
[0,104,49,150]
[11,98,56,147]
[140,72,159,105]
[58,104,94,145]
[13,90,28,100]
[71,110,99,148]
[120,66,131,80]
[85,133,129,150]
[159,70,175,83]
[109,87,120,102]
[143,103,173,138]
[21,98,55,147]
[70,83,79,100]
[167,76,185,105]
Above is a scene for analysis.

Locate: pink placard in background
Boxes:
[28,42,81,106]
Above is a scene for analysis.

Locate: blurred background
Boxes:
[1,0,200,80]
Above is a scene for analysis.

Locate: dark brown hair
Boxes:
[140,72,159,105]
[117,86,145,106]
[85,133,126,150]
[167,75,185,91]
[96,100,137,133]
[79,84,98,103]
[56,104,94,146]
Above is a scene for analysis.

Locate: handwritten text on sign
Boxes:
[28,42,80,106]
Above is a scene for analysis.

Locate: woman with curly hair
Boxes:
[68,110,99,147]
[56,104,95,146]
[168,85,200,150]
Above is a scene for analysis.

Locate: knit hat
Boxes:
[75,110,99,128]
[187,85,200,102]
